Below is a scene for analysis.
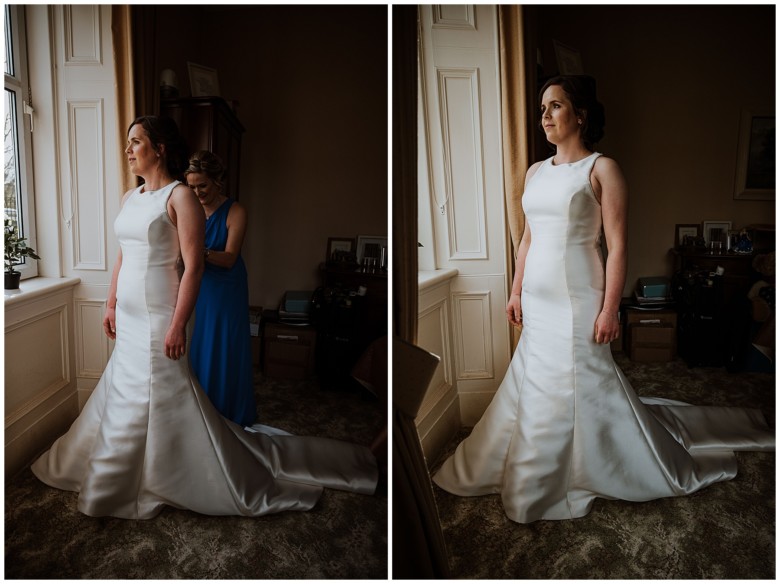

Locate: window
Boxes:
[4,5,37,278]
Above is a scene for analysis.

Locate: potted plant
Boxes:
[5,219,40,289]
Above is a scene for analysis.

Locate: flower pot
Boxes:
[5,271,21,290]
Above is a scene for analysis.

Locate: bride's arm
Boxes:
[507,216,531,327]
[592,156,628,344]
[506,162,541,327]
[103,189,134,340]
[165,184,205,360]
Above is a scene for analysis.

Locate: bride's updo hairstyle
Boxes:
[539,75,606,150]
[129,115,189,179]
[184,150,226,193]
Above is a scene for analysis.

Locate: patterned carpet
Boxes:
[431,354,775,579]
[5,371,387,579]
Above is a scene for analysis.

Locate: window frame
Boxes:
[4,4,38,279]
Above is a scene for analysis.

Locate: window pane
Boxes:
[4,5,13,76]
[5,89,21,230]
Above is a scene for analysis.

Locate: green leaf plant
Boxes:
[5,219,40,274]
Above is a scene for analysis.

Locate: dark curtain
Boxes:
[130,6,158,118]
[391,5,451,579]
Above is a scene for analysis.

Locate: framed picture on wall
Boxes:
[734,110,775,200]
[703,221,732,245]
[187,62,220,97]
[675,224,700,248]
[552,40,584,75]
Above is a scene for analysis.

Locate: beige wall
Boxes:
[532,5,775,295]
[155,6,388,308]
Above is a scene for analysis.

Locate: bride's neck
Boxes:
[552,143,591,165]
[141,170,176,192]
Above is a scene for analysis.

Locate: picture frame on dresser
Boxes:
[675,224,700,248]
[356,235,387,263]
[326,237,356,262]
[702,221,732,245]
[733,110,775,200]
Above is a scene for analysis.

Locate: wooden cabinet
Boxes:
[160,97,245,198]
[314,266,388,389]
[672,249,756,367]
[672,249,754,308]
[263,321,317,380]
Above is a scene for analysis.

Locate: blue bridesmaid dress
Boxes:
[190,198,257,427]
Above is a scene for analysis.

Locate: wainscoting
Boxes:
[415,270,460,462]
[5,278,80,478]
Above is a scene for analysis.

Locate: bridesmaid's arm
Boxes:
[592,156,628,344]
[205,201,247,269]
[166,184,205,360]
[103,188,134,340]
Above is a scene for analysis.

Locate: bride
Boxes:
[32,115,377,519]
[432,75,774,523]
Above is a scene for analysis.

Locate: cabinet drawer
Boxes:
[263,323,317,378]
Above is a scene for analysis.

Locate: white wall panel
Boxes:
[432,5,476,30]
[4,281,79,478]
[452,290,493,379]
[68,100,106,271]
[416,274,461,463]
[417,297,452,410]
[76,299,110,378]
[5,307,69,414]
[437,67,488,260]
[63,5,102,65]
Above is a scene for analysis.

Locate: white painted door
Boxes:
[418,5,511,424]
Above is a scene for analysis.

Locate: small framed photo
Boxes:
[326,237,356,262]
[553,40,584,75]
[357,235,388,266]
[734,110,775,201]
[187,62,220,97]
[675,224,700,248]
[702,221,732,245]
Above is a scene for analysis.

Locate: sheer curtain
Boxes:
[498,5,530,348]
[110,6,136,194]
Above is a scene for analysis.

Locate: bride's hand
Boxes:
[594,311,620,344]
[103,307,116,340]
[506,294,523,327]
[164,325,187,360]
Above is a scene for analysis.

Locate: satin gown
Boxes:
[190,198,256,427]
[31,181,377,519]
[432,153,774,523]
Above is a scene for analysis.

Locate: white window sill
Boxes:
[4,276,81,308]
[418,268,458,292]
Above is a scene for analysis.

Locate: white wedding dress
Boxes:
[32,181,377,519]
[432,153,774,523]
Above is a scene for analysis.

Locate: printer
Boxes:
[278,290,313,324]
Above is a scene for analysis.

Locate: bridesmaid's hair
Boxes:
[128,116,189,179]
[539,75,606,150]
[184,150,226,192]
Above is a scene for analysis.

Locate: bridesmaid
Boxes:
[185,151,257,427]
